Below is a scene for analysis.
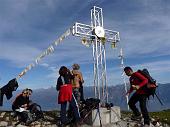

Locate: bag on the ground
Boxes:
[28,102,44,120]
[137,69,157,97]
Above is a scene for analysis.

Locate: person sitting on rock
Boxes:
[12,88,33,125]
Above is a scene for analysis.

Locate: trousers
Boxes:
[128,93,150,125]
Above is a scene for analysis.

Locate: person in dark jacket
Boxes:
[12,89,30,123]
[12,89,29,111]
[56,66,81,126]
[124,66,150,127]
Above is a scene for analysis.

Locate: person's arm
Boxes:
[21,103,28,109]
[128,86,133,93]
[12,94,22,109]
[79,72,84,84]
[69,70,74,80]
[126,85,133,96]
[56,77,62,91]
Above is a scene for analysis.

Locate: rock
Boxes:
[0,121,8,126]
[0,111,167,127]
[16,125,27,127]
[5,116,9,121]
[34,124,41,127]
[0,112,6,118]
[50,124,58,127]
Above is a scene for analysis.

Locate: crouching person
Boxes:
[12,88,32,125]
[56,66,81,126]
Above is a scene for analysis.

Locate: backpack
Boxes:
[28,102,44,121]
[137,69,157,97]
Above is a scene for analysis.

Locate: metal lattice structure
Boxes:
[72,6,120,102]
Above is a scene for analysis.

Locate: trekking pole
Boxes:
[154,93,163,106]
[97,106,102,127]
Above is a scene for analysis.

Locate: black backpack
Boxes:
[28,103,44,120]
[137,69,157,97]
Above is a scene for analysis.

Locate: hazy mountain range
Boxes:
[0,83,170,111]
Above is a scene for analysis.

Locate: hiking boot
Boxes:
[25,119,33,126]
[61,118,72,125]
[131,114,142,121]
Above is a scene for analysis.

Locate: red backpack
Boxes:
[137,69,157,97]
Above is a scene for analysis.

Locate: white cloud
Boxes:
[134,60,170,73]
[0,42,41,67]
[104,2,170,58]
[0,0,170,89]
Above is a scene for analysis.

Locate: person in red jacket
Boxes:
[124,66,150,127]
[56,66,80,126]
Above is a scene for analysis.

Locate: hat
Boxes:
[72,63,80,70]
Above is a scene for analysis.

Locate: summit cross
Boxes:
[72,6,120,102]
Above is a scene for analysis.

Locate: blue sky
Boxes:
[0,0,170,89]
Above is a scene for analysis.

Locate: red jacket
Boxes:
[128,72,148,94]
[58,84,72,104]
[57,75,73,104]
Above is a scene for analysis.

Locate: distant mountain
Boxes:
[107,83,170,111]
[1,83,170,111]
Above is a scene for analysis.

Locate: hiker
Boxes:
[12,89,30,123]
[124,66,150,127]
[56,66,81,126]
[71,63,84,104]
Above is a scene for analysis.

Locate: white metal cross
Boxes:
[72,6,120,103]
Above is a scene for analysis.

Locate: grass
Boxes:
[121,109,170,125]
[150,109,170,125]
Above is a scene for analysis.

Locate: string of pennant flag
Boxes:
[17,28,71,79]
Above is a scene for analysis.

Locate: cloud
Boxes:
[0,0,96,68]
[40,63,58,79]
[0,0,170,89]
[133,60,170,73]
[0,42,41,67]
[103,0,170,58]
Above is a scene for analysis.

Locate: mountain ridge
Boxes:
[0,83,170,111]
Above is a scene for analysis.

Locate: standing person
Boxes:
[56,66,81,126]
[124,66,150,127]
[71,63,84,103]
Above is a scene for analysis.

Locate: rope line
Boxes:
[16,28,71,79]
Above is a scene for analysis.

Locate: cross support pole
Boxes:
[72,6,120,103]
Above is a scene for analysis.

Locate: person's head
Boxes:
[27,88,33,97]
[124,66,133,76]
[59,66,68,76]
[72,63,80,70]
[22,88,32,97]
[22,89,28,97]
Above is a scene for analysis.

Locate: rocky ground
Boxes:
[0,111,169,127]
